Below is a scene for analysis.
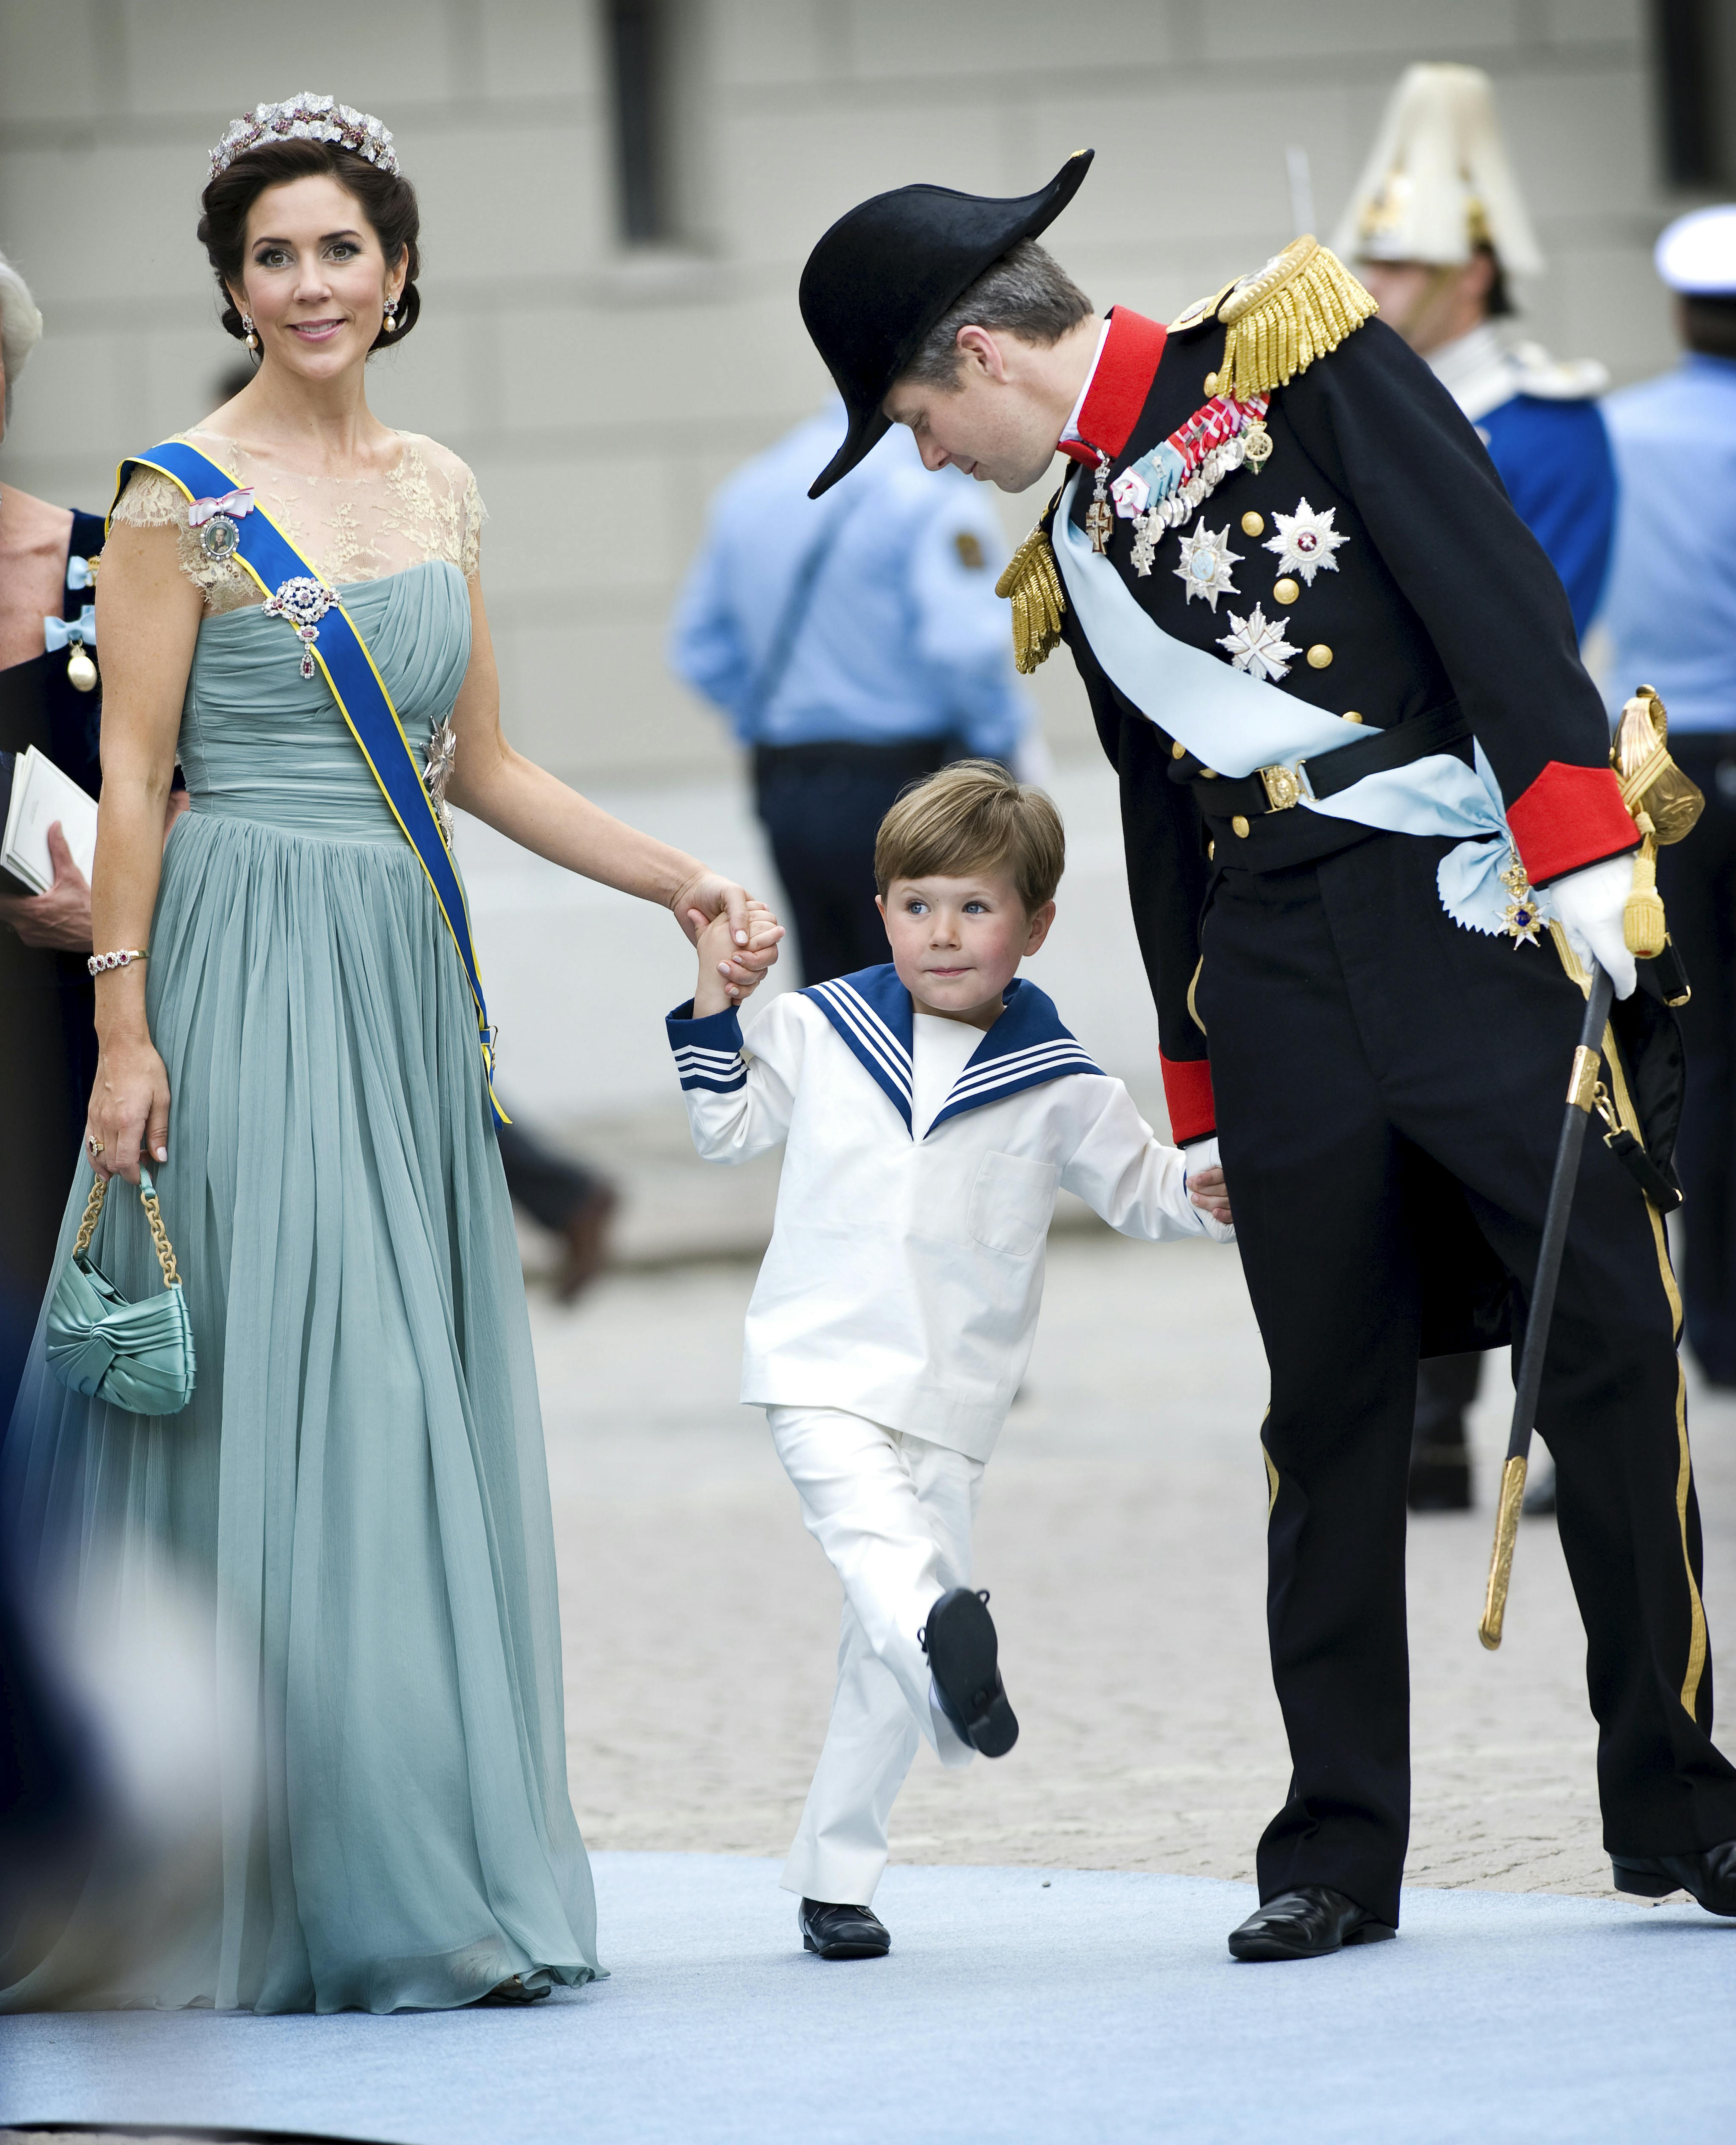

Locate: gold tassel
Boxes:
[996,525,1065,674]
[1214,237,1379,403]
[1624,815,1668,958]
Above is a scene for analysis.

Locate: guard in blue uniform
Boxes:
[1337,63,1619,1504]
[1602,205,1736,1383]
[669,407,1031,982]
[797,153,1736,1958]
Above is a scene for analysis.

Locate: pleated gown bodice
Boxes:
[1,560,599,2014]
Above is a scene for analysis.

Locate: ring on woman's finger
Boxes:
[86,1134,105,1157]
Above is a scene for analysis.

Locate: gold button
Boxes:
[1241,511,1265,537]
[1273,576,1299,605]
[1307,644,1333,669]
[1171,739,1186,760]
[1204,371,1219,396]
[1343,710,1364,724]
[1207,839,1216,860]
[1232,815,1250,838]
[1200,767,1218,779]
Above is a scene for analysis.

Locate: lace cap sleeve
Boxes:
[461,472,487,578]
[109,465,191,532]
[109,453,258,612]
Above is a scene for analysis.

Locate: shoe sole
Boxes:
[802,1932,891,1960]
[924,1590,1019,1758]
[1613,1857,1736,1914]
[1228,1919,1396,1962]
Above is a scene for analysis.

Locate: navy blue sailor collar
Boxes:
[803,964,1102,1138]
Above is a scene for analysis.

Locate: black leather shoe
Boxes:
[1612,1839,1736,1916]
[799,1899,890,1959]
[1407,1444,1472,1511]
[478,1973,552,2004]
[920,1587,1018,1757]
[1228,1885,1397,1961]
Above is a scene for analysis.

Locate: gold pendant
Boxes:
[1085,496,1114,554]
[1241,420,1274,473]
[1500,853,1542,946]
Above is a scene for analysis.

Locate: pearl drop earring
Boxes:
[242,311,259,354]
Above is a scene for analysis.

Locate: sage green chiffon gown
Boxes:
[2,550,599,2013]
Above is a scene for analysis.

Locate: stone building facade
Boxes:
[0,0,1712,787]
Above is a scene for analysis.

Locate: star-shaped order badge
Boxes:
[1174,521,1242,610]
[1263,498,1346,585]
[1218,605,1298,683]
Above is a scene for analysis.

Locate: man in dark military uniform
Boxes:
[796,153,1736,1960]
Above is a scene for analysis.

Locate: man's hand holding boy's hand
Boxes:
[691,900,785,1017]
[1188,1163,1231,1228]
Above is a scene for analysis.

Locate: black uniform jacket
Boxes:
[1043,306,1638,1146]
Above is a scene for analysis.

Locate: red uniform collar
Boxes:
[1058,306,1169,466]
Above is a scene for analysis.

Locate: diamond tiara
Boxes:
[210,93,398,182]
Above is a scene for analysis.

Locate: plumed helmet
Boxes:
[1332,64,1544,279]
[799,151,1094,498]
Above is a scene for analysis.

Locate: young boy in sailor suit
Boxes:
[666,761,1233,1961]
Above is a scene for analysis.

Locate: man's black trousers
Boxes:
[753,737,954,985]
[1658,732,1736,1384]
[1196,830,1736,1929]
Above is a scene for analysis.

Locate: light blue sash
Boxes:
[113,441,506,1119]
[1051,467,1531,936]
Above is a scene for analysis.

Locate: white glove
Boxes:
[1184,1135,1220,1177]
[1547,853,1637,1001]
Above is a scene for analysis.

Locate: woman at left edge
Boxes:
[0,97,781,2014]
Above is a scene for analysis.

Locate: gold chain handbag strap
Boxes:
[71,1169,182,1288]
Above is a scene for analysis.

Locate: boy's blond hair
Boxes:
[874,760,1064,913]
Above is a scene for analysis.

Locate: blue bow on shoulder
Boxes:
[44,604,96,653]
[66,554,96,591]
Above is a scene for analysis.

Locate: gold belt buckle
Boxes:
[1259,760,1309,812]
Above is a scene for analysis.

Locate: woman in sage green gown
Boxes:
[0,119,777,2013]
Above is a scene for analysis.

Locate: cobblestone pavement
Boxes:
[536,1223,1736,1900]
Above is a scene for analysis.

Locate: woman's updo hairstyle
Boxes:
[198,136,422,353]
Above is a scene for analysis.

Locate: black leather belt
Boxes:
[1196,703,1471,821]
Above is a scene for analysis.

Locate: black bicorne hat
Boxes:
[799,150,1095,498]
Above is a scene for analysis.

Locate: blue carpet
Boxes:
[1,1852,1730,2145]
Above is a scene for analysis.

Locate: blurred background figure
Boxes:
[1600,205,1736,1387]
[0,248,107,1420]
[496,1115,619,1302]
[669,407,1034,985]
[1337,65,1617,1512]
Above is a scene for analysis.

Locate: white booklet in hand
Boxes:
[1,744,98,895]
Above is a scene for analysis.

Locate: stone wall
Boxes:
[0,0,1685,784]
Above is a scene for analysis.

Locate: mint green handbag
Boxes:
[45,1167,195,1415]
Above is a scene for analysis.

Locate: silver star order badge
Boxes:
[1264,498,1347,585]
[1217,605,1298,683]
[1174,521,1242,610]
[1500,853,1543,946]
[423,718,458,838]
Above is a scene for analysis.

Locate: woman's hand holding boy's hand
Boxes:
[1188,1163,1231,1227]
[690,900,785,1017]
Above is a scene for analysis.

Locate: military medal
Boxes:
[1264,499,1346,584]
[1241,420,1274,472]
[1085,452,1114,554]
[1130,512,1162,578]
[1500,853,1543,946]
[187,485,256,561]
[1174,521,1242,610]
[423,717,459,838]
[1217,604,1298,683]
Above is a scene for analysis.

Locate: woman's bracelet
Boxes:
[88,948,149,976]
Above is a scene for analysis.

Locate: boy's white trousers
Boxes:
[768,1404,983,1908]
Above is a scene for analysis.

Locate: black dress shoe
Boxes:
[478,1973,552,2004]
[1228,1885,1397,1962]
[799,1899,890,1959]
[1407,1444,1473,1512]
[1612,1839,1736,1916]
[920,1587,1018,1757]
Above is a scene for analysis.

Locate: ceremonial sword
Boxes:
[1478,963,1616,1651]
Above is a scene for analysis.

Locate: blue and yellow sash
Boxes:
[112,440,505,1121]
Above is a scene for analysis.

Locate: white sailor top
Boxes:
[667,965,1230,1461]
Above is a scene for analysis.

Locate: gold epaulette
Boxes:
[995,506,1065,674]
[1209,236,1378,402]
